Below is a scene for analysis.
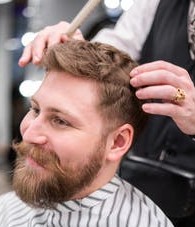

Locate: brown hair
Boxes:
[42,40,147,144]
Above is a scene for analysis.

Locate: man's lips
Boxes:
[26,156,45,169]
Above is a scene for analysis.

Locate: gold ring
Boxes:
[173,88,186,102]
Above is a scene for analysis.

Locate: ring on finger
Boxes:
[173,88,186,102]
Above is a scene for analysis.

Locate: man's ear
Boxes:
[106,124,134,162]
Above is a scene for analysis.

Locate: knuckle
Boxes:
[42,25,52,33]
[58,21,68,26]
[155,60,166,65]
[180,68,188,75]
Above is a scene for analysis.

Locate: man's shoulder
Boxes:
[0,191,26,210]
[0,191,34,226]
[121,178,161,211]
[120,179,174,227]
[0,191,16,202]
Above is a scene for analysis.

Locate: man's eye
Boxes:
[52,117,70,127]
[30,107,40,116]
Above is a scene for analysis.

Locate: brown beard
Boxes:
[12,141,105,209]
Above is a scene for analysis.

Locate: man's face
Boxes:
[13,71,107,208]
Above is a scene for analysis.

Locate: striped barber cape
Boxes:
[0,175,173,227]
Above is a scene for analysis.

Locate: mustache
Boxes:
[12,141,64,173]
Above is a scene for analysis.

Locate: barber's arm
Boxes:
[18,0,159,67]
[130,60,195,136]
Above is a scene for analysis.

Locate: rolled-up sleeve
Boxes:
[93,0,160,61]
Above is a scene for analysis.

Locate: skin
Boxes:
[20,70,133,198]
[18,21,195,136]
[18,22,84,67]
[130,61,195,135]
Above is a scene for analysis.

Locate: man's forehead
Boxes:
[33,71,103,120]
[35,75,98,105]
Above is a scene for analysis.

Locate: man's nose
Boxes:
[22,117,47,145]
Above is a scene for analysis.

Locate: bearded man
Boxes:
[0,40,173,227]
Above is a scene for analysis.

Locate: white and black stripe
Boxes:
[188,0,195,59]
[0,175,174,227]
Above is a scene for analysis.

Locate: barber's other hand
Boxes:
[130,60,195,135]
[18,21,84,67]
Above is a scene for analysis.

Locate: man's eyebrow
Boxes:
[31,96,81,123]
[30,97,38,105]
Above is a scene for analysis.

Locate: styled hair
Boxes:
[42,40,147,144]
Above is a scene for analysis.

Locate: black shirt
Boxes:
[134,0,195,171]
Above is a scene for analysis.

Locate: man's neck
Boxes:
[72,163,118,200]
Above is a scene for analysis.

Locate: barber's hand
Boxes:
[18,21,84,67]
[130,60,195,135]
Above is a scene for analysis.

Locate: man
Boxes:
[0,40,173,226]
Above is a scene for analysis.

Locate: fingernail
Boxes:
[142,104,150,113]
[18,59,24,67]
[19,57,24,62]
[130,69,139,77]
[130,77,137,86]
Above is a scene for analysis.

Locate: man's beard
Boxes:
[12,140,105,209]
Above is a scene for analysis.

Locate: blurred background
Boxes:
[0,0,133,194]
